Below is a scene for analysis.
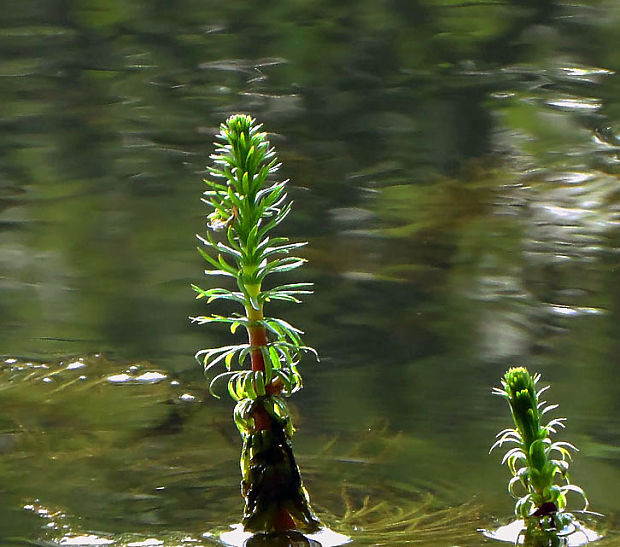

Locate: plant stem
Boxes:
[246,316,266,373]
[243,282,272,430]
[241,281,266,373]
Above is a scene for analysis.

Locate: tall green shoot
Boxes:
[191,114,321,534]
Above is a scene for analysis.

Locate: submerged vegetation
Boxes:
[1,356,481,547]
[491,367,591,545]
[192,114,321,534]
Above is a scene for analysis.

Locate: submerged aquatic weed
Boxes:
[192,114,321,534]
[491,367,590,542]
[335,485,480,545]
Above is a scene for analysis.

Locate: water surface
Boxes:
[0,1,618,545]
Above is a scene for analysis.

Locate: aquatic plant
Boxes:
[491,367,589,541]
[191,114,321,534]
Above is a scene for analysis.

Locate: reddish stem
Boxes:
[245,300,283,430]
[247,324,272,431]
[248,325,267,373]
[252,405,271,431]
[273,508,296,532]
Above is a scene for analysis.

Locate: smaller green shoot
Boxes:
[491,367,588,535]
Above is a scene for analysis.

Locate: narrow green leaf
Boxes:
[268,345,281,370]
[261,347,273,383]
[244,373,257,399]
[254,371,265,396]
[225,351,235,371]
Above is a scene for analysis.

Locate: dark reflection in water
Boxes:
[0,0,618,545]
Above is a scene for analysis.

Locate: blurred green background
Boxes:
[0,0,618,545]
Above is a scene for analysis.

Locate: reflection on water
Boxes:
[219,524,349,547]
[482,514,606,546]
[0,0,618,545]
